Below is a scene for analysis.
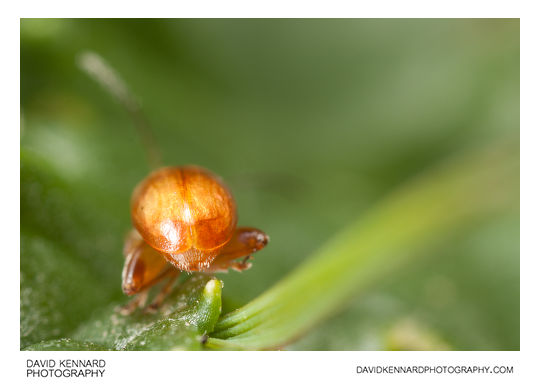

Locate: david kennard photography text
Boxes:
[27,359,106,378]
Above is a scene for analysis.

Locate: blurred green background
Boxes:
[20,19,519,350]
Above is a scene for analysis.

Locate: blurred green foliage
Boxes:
[20,19,519,350]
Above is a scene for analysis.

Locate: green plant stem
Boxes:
[210,140,518,349]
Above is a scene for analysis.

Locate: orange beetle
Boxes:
[121,166,268,312]
[78,51,268,313]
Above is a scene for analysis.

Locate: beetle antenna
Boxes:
[78,51,162,169]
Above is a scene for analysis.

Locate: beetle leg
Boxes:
[144,269,181,313]
[122,229,176,296]
[206,227,269,272]
[119,229,181,314]
[117,290,149,315]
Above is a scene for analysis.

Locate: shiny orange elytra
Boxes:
[131,166,237,269]
[121,165,269,312]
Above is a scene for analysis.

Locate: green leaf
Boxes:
[208,141,518,350]
[20,151,121,348]
[24,339,112,351]
[73,274,222,350]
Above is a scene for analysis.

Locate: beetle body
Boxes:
[121,165,268,308]
[131,166,237,270]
